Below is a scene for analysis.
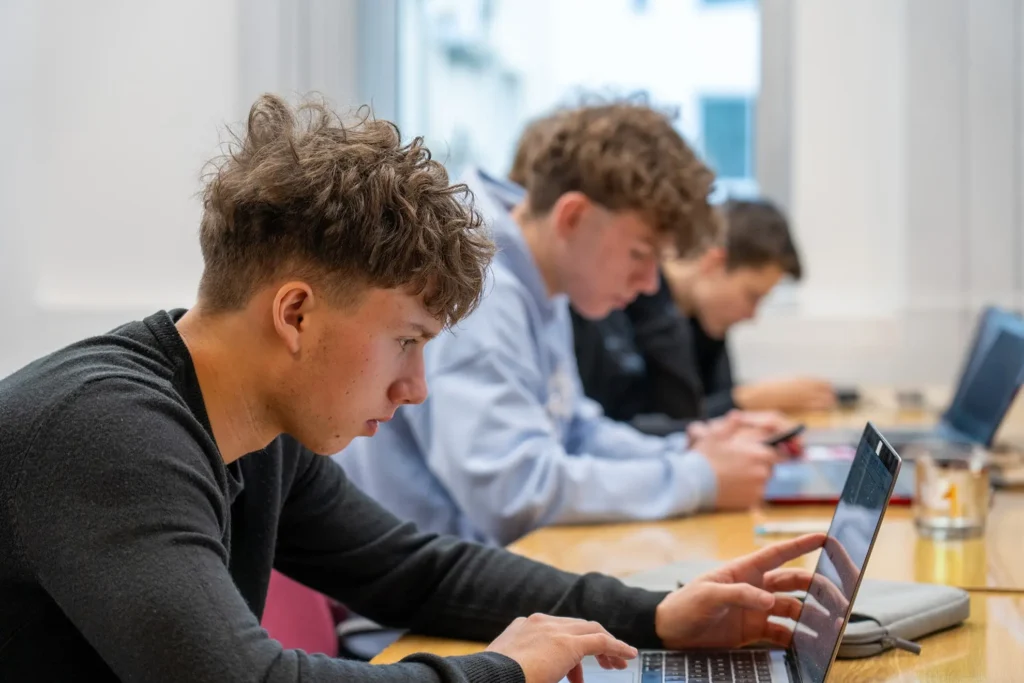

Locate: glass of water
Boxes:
[909,441,992,540]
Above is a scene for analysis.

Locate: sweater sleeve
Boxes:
[10,379,525,683]
[274,450,669,648]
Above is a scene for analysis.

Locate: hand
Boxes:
[486,613,638,683]
[734,379,837,412]
[690,418,782,509]
[654,534,826,650]
[731,410,805,458]
[688,410,797,443]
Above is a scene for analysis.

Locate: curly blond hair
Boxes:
[510,102,717,253]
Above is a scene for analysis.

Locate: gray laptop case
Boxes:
[624,560,970,659]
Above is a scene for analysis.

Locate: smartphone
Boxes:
[763,423,806,447]
[834,385,861,408]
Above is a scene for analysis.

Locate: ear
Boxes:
[548,191,592,241]
[271,282,315,355]
[698,246,727,274]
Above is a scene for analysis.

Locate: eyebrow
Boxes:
[408,322,439,341]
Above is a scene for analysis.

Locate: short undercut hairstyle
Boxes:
[197,93,495,326]
[722,199,803,280]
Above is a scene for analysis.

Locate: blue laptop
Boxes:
[766,307,1024,504]
[807,305,1024,450]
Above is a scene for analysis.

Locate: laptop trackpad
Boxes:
[561,673,633,683]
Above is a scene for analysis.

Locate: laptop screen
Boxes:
[791,425,900,683]
[942,307,1024,444]
[944,328,1024,444]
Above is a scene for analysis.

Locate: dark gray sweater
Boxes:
[0,310,666,682]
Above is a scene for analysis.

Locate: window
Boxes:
[700,95,755,180]
[397,0,761,188]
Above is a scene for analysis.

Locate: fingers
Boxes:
[711,583,775,611]
[768,594,804,622]
[555,617,622,637]
[762,621,797,648]
[738,533,827,573]
[596,654,631,670]
[567,663,584,683]
[572,632,639,661]
[763,568,814,594]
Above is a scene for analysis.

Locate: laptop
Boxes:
[806,306,1024,451]
[574,423,901,682]
[771,321,1024,504]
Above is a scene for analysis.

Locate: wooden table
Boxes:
[374,388,1024,679]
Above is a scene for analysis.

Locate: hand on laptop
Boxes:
[653,533,826,650]
[485,613,638,683]
[733,378,837,413]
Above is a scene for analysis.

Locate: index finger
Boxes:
[738,533,827,573]
[572,633,639,661]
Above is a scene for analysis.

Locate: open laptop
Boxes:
[771,321,1024,504]
[806,306,1024,451]
[574,423,901,682]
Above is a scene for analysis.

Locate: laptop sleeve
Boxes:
[623,560,970,659]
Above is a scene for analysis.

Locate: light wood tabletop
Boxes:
[374,592,1024,682]
[372,388,1024,679]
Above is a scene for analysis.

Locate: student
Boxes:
[663,199,836,415]
[339,103,795,548]
[0,94,824,683]
[508,123,707,435]
[570,198,837,436]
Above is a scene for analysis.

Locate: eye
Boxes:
[630,248,653,262]
[399,338,420,351]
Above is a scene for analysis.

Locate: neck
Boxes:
[511,201,561,297]
[663,260,702,316]
[175,307,278,464]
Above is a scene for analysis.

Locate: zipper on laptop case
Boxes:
[881,635,922,655]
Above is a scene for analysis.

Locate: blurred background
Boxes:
[2,0,1023,388]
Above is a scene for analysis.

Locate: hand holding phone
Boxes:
[763,423,806,446]
[763,423,806,458]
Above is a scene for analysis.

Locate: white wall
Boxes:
[733,0,1024,387]
[0,0,360,378]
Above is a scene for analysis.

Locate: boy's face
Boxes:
[683,248,784,338]
[552,194,664,320]
[268,285,439,455]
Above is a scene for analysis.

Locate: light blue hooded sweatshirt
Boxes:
[336,168,717,545]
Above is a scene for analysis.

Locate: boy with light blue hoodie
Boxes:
[338,103,791,546]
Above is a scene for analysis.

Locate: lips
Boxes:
[364,414,393,437]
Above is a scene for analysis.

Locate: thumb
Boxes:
[711,583,775,611]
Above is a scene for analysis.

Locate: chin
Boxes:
[573,300,616,321]
[301,434,356,457]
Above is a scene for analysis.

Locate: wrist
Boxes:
[654,599,669,646]
[732,384,759,410]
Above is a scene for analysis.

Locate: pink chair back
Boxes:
[261,570,338,657]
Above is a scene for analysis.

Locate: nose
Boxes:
[635,260,661,297]
[388,367,429,406]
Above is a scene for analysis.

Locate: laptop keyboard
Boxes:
[640,651,774,682]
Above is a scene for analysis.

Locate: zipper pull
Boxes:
[882,636,923,655]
